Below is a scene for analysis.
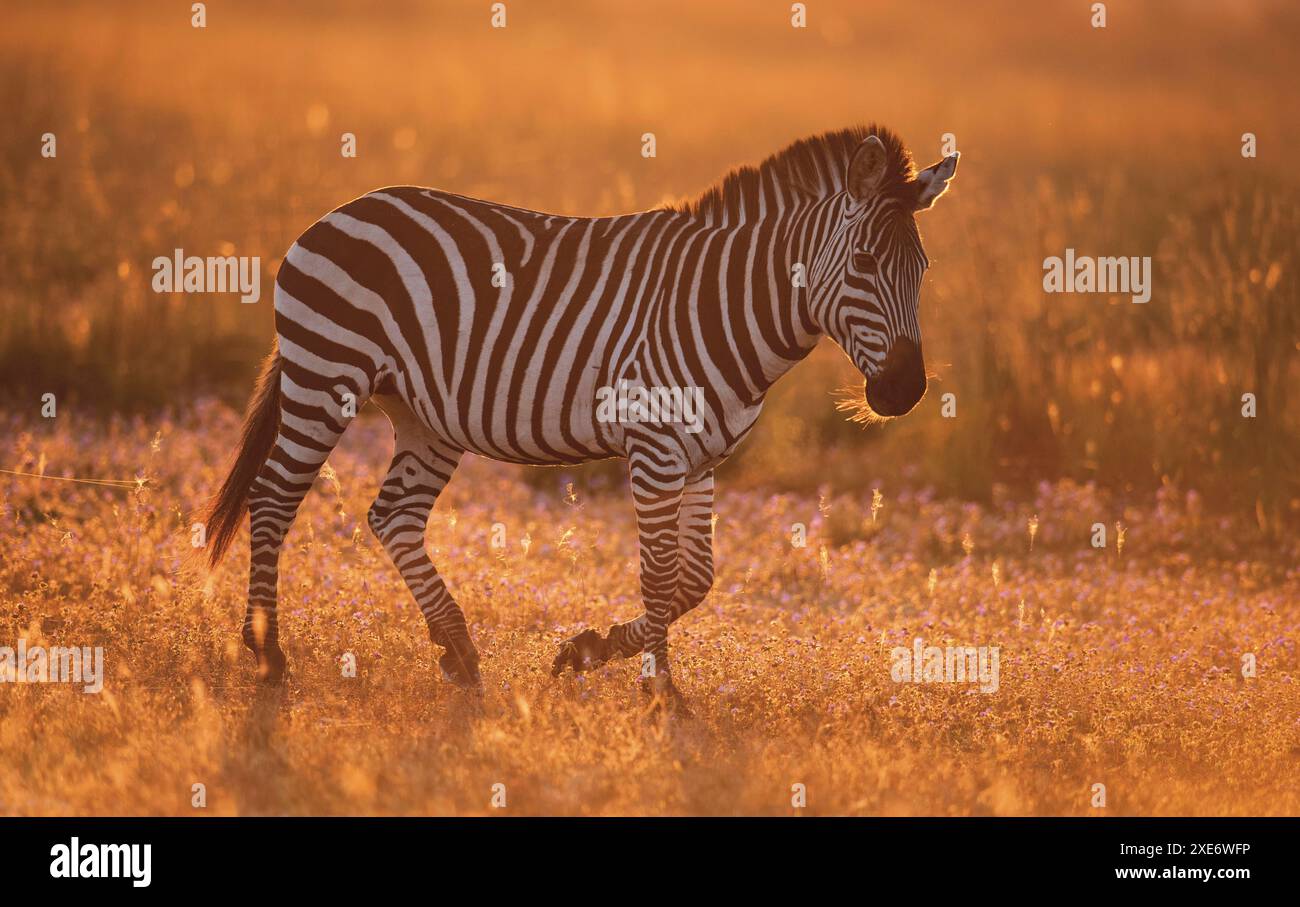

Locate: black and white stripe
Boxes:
[204,125,959,694]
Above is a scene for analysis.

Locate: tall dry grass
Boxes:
[1,0,1296,521]
[1,409,1295,815]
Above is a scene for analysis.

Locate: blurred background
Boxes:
[2,0,1296,527]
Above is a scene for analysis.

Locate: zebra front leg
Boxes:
[367,399,479,690]
[552,470,714,685]
[554,451,689,702]
[631,460,687,710]
[603,471,714,667]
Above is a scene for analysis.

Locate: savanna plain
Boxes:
[1,1,1297,815]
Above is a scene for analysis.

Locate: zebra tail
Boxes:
[202,340,282,569]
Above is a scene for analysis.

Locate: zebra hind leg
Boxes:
[368,396,479,691]
[244,404,354,683]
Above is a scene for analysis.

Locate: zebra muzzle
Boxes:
[865,337,926,417]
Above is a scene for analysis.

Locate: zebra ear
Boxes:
[846,135,889,201]
[914,152,959,211]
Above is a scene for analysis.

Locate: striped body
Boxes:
[204,125,959,695]
[278,188,820,473]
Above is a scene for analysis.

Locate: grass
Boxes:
[0,0,1296,514]
[1,409,1296,815]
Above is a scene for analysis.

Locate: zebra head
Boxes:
[814,134,958,418]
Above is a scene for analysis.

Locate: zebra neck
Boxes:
[667,203,827,399]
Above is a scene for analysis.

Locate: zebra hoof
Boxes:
[438,643,482,692]
[550,629,611,676]
[253,645,287,685]
[640,672,692,718]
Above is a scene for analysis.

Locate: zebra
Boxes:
[202,125,958,703]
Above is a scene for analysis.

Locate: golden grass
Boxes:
[1,410,1296,815]
[1,0,1296,510]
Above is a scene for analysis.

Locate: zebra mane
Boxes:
[666,125,917,223]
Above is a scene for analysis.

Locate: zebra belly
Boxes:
[388,351,625,467]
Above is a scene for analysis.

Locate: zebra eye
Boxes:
[852,250,877,272]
